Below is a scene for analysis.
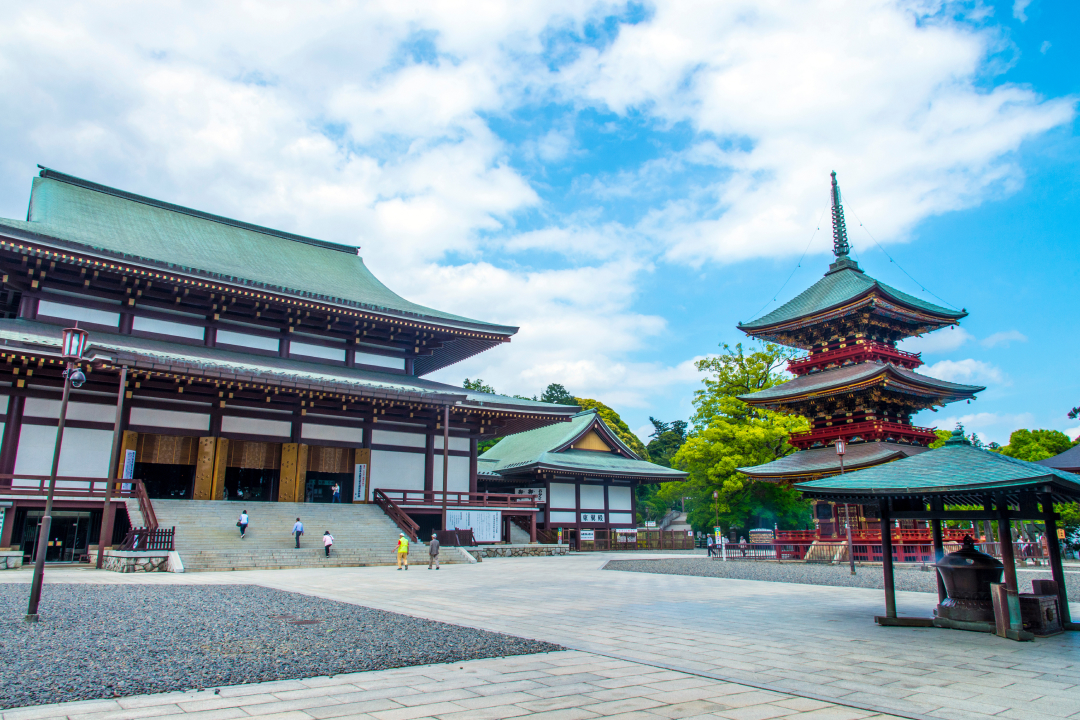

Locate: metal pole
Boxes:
[441,404,449,534]
[879,498,896,619]
[26,361,73,621]
[840,453,855,575]
[97,365,128,569]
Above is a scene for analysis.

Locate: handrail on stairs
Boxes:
[373,489,419,541]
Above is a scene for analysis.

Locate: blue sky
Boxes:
[0,0,1075,445]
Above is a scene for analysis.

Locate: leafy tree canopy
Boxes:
[573,397,649,460]
[994,429,1077,462]
[463,378,496,394]
[540,383,578,406]
[664,342,812,533]
[646,417,687,468]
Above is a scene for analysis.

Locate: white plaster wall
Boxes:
[609,512,634,525]
[14,425,112,477]
[129,407,210,431]
[371,429,426,448]
[217,330,279,352]
[370,449,425,496]
[302,423,363,444]
[434,435,470,451]
[549,482,576,509]
[133,316,204,340]
[37,300,119,327]
[24,398,114,422]
[432,454,470,492]
[549,511,576,523]
[291,342,345,362]
[354,351,405,370]
[579,484,605,510]
[608,485,632,511]
[221,416,291,437]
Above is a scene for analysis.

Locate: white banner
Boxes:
[446,509,502,543]
[122,448,136,491]
[513,487,546,503]
[580,529,595,541]
[353,464,367,502]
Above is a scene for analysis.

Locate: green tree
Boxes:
[646,417,687,468]
[463,378,496,394]
[666,342,811,534]
[573,397,649,460]
[994,429,1077,462]
[540,383,577,406]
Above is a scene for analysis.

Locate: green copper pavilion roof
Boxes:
[739,260,966,334]
[738,361,984,407]
[738,441,928,482]
[0,168,515,336]
[0,318,574,434]
[797,430,1080,503]
[478,409,688,482]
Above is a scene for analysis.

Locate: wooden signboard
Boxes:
[354,448,371,503]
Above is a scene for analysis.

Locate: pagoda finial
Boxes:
[830,171,851,258]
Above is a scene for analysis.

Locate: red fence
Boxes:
[0,474,158,529]
[376,489,538,510]
[118,527,175,552]
[715,540,1048,563]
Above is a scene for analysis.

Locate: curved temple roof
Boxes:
[797,431,1080,503]
[0,168,515,336]
[738,260,966,337]
[738,442,928,482]
[478,409,688,482]
[738,361,984,407]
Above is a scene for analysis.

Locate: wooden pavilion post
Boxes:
[879,498,896,619]
[996,496,1023,633]
[930,497,946,603]
[1039,492,1072,628]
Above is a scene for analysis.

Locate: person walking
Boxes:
[323,531,334,558]
[331,482,341,503]
[396,532,409,570]
[706,534,715,557]
[237,509,249,539]
[292,517,304,548]
[428,531,440,570]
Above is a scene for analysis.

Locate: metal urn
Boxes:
[934,536,1003,623]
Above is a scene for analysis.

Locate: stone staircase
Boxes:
[126,499,457,572]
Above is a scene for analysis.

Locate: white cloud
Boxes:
[1041,41,1051,55]
[933,411,1035,445]
[981,330,1027,348]
[1013,0,1033,22]
[1064,426,1080,442]
[898,327,973,354]
[922,358,1005,385]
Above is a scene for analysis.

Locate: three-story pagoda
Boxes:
[736,174,984,529]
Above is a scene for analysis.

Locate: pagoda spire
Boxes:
[830,171,851,258]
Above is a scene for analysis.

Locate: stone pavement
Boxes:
[0,650,897,720]
[4,553,1078,720]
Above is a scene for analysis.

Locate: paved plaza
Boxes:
[2,554,1078,720]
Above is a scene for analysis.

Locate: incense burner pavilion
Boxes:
[0,167,674,564]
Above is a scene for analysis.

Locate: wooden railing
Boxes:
[373,489,419,541]
[776,528,971,543]
[788,421,937,449]
[376,489,539,511]
[717,540,1048,564]
[118,527,175,552]
[0,474,158,530]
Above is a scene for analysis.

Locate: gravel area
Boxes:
[0,584,561,709]
[605,558,1079,600]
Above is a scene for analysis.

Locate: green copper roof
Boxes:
[479,409,687,481]
[0,169,514,335]
[797,430,1080,500]
[739,361,984,405]
[739,442,928,480]
[0,319,572,422]
[740,261,966,331]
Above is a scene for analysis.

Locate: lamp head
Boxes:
[61,326,89,361]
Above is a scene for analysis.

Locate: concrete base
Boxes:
[102,549,184,573]
[874,615,934,628]
[0,550,24,570]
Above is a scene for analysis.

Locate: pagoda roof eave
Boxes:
[738,264,966,342]
[738,442,929,482]
[737,361,984,407]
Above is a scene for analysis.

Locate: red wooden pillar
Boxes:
[529,512,536,543]
[0,394,25,485]
[468,438,478,495]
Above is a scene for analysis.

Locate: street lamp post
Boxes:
[26,326,89,622]
[836,438,856,576]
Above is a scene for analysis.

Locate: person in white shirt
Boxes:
[293,518,304,548]
[237,510,249,539]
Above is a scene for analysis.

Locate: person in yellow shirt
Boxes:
[396,532,409,570]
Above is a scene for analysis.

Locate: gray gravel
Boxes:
[605,558,1079,600]
[0,584,561,709]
